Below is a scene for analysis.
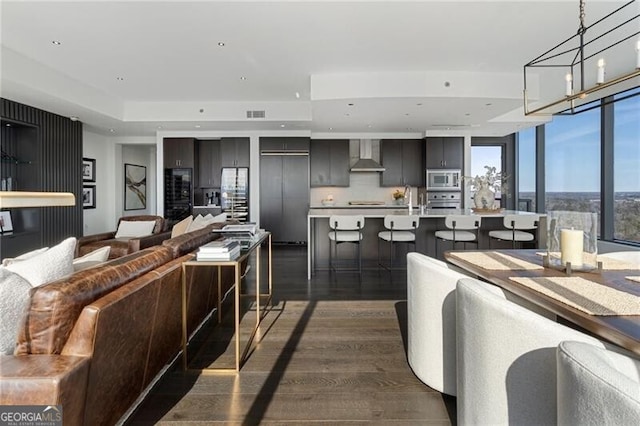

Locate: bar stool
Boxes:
[488,214,539,248]
[378,215,419,272]
[328,215,365,276]
[434,215,481,258]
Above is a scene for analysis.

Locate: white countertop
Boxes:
[308,208,541,218]
[310,203,407,209]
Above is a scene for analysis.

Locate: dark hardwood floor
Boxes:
[124,245,456,425]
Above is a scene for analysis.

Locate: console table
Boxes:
[181,231,272,372]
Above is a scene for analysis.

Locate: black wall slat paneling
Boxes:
[1,98,83,251]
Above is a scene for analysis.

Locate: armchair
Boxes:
[77,215,169,260]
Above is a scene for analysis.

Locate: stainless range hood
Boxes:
[350,139,385,172]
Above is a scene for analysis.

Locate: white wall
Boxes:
[82,130,116,235]
[82,132,157,235]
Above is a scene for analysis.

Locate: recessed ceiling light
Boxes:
[347,103,354,106]
[5,123,11,127]
[116,77,124,81]
[240,76,246,80]
[329,127,333,130]
[416,103,423,106]
[345,113,350,116]
[465,113,471,116]
[405,113,410,116]
[195,125,201,128]
[218,42,225,47]
[52,40,61,45]
[109,128,115,133]
[485,103,492,106]
[406,127,412,130]
[70,116,79,121]
[157,125,163,129]
[295,92,300,99]
[280,124,285,128]
[444,81,451,87]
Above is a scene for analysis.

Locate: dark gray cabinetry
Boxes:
[380,139,425,187]
[220,137,250,167]
[196,139,221,188]
[310,139,349,187]
[259,137,309,243]
[163,138,195,168]
[426,137,464,169]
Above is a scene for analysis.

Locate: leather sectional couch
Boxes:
[0,223,232,426]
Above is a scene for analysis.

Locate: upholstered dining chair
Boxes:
[456,277,605,426]
[556,340,640,426]
[378,215,419,272]
[434,215,481,258]
[406,252,470,396]
[488,214,539,249]
[328,215,365,277]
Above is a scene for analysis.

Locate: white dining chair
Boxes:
[434,215,481,258]
[328,215,365,277]
[556,340,640,426]
[456,277,605,426]
[407,252,470,396]
[488,214,539,249]
[378,215,419,272]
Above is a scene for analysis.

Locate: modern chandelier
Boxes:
[524,0,640,115]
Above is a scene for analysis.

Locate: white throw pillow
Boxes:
[0,268,32,355]
[2,247,49,267]
[72,246,111,271]
[212,212,227,223]
[171,216,193,238]
[5,237,76,287]
[114,220,156,238]
[187,214,207,232]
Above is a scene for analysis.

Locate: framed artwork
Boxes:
[82,158,96,182]
[82,185,96,209]
[124,163,147,210]
[0,211,13,233]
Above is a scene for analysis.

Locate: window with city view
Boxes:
[518,127,536,212]
[545,108,601,235]
[613,88,640,243]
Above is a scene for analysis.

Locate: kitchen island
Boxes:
[307,208,543,279]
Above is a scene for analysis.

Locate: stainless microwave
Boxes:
[426,169,462,191]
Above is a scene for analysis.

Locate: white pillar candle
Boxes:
[597,58,605,84]
[565,73,573,97]
[560,229,584,267]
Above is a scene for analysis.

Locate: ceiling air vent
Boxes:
[246,110,266,119]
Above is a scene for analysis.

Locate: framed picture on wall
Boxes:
[82,158,96,182]
[82,185,96,209]
[124,163,147,210]
[0,211,13,233]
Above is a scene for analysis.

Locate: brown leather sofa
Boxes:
[0,223,231,426]
[76,215,170,259]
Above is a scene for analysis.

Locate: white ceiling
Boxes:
[1,0,637,137]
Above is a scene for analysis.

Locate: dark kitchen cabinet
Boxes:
[310,139,349,187]
[380,139,425,187]
[259,137,310,244]
[426,137,463,169]
[196,139,221,188]
[220,137,250,167]
[163,138,195,168]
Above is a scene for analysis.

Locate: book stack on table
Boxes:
[196,239,241,261]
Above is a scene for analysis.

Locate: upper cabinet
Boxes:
[261,137,309,152]
[380,139,425,187]
[196,139,221,188]
[164,138,195,168]
[310,139,349,187]
[220,137,250,168]
[425,137,463,169]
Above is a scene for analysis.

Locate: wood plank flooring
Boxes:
[124,245,456,425]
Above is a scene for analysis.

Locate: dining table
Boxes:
[444,249,640,356]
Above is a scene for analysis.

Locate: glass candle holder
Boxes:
[546,211,598,272]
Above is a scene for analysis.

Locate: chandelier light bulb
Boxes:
[597,58,606,84]
[565,72,573,96]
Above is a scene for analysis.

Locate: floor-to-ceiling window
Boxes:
[544,109,601,235]
[517,127,536,212]
[613,88,640,243]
